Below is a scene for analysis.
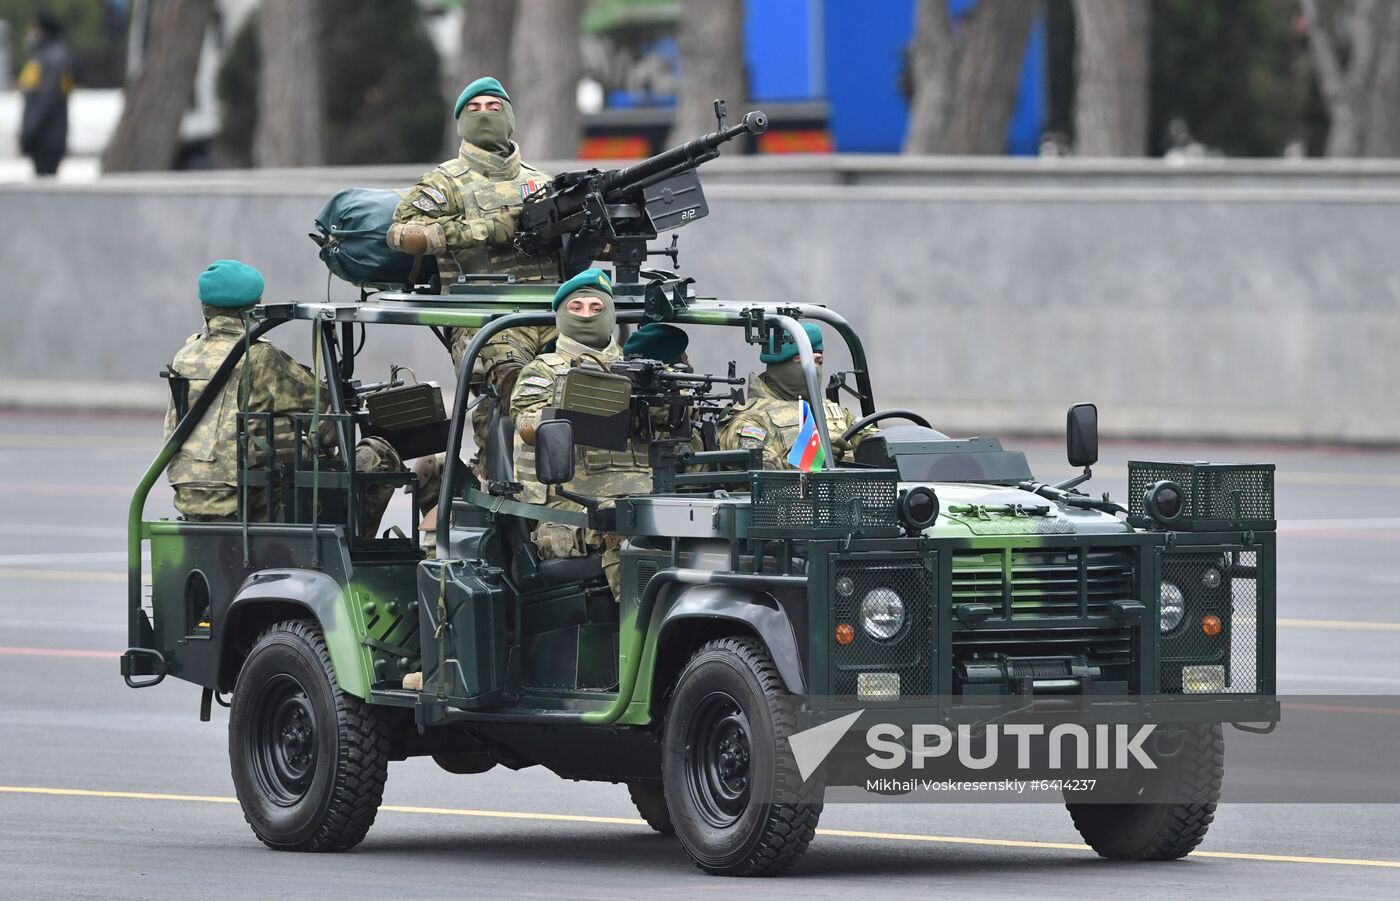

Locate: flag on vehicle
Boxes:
[786,400,827,472]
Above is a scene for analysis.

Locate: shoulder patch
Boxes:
[423,185,447,205]
[411,194,440,214]
[738,424,768,442]
[520,374,553,390]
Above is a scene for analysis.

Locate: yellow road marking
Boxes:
[0,568,128,583]
[1279,617,1400,632]
[3,785,1399,869]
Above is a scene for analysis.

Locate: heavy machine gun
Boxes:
[514,101,768,284]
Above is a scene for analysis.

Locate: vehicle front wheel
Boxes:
[229,619,389,852]
[1065,722,1224,861]
[662,636,822,876]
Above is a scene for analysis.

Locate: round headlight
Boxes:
[1144,480,1185,526]
[898,486,940,534]
[1160,581,1185,634]
[836,576,856,598]
[1201,566,1223,590]
[859,588,906,641]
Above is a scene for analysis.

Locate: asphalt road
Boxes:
[1,410,1397,899]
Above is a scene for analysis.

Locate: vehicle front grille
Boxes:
[951,547,1136,619]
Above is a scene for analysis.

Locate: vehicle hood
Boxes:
[910,482,1131,537]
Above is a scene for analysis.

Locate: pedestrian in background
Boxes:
[17,11,74,177]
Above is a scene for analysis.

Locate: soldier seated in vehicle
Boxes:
[624,322,689,368]
[511,269,651,601]
[719,322,874,469]
[163,260,402,531]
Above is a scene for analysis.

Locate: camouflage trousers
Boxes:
[533,498,624,601]
[354,437,405,539]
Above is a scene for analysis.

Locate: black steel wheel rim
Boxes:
[250,674,319,806]
[685,690,753,828]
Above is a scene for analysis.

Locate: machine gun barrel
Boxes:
[600,110,768,197]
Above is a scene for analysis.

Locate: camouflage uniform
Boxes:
[510,335,652,600]
[164,307,402,531]
[719,373,873,470]
[394,139,560,454]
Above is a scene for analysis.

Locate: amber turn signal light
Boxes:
[835,623,855,645]
[1201,614,1222,637]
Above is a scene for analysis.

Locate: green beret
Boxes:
[198,259,264,308]
[760,322,823,363]
[624,323,689,364]
[454,76,510,118]
[552,268,613,310]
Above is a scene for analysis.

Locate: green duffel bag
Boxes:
[312,188,438,287]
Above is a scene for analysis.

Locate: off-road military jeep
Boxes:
[126,279,1278,875]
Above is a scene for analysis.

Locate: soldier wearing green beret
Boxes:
[511,269,651,601]
[719,322,874,470]
[390,76,559,466]
[623,322,690,367]
[164,260,402,534]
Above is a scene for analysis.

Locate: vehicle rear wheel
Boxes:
[662,636,822,876]
[1065,723,1224,861]
[229,619,389,852]
[627,781,675,835]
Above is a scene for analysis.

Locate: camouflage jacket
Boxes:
[393,139,557,284]
[718,373,872,470]
[510,335,653,504]
[163,310,329,518]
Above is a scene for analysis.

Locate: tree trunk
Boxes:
[508,0,583,160]
[1362,1,1400,156]
[1072,0,1150,156]
[444,0,518,157]
[904,0,956,154]
[101,0,214,172]
[669,0,747,147]
[903,0,1036,154]
[1300,0,1400,157]
[254,0,325,167]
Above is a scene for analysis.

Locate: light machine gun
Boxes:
[514,101,768,284]
[540,357,747,494]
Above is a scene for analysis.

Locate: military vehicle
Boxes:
[125,106,1277,876]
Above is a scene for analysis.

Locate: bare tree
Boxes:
[1073,0,1150,156]
[1301,0,1400,156]
[444,0,518,156]
[508,0,583,159]
[904,0,1036,154]
[670,0,746,146]
[101,0,215,172]
[254,0,325,167]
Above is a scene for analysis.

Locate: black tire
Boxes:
[229,619,390,852]
[662,636,822,876]
[1065,723,1224,861]
[627,782,675,835]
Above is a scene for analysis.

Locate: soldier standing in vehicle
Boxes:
[720,322,873,469]
[16,12,74,178]
[164,260,402,532]
[511,269,651,601]
[388,76,559,430]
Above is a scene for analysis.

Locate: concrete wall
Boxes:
[3,157,1398,443]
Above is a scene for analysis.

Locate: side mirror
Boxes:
[534,419,576,485]
[1066,403,1098,469]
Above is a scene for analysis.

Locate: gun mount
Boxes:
[515,100,768,284]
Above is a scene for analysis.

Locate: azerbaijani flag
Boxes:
[786,400,827,472]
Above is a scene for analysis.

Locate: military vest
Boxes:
[516,339,652,504]
[434,141,556,283]
[736,374,852,453]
